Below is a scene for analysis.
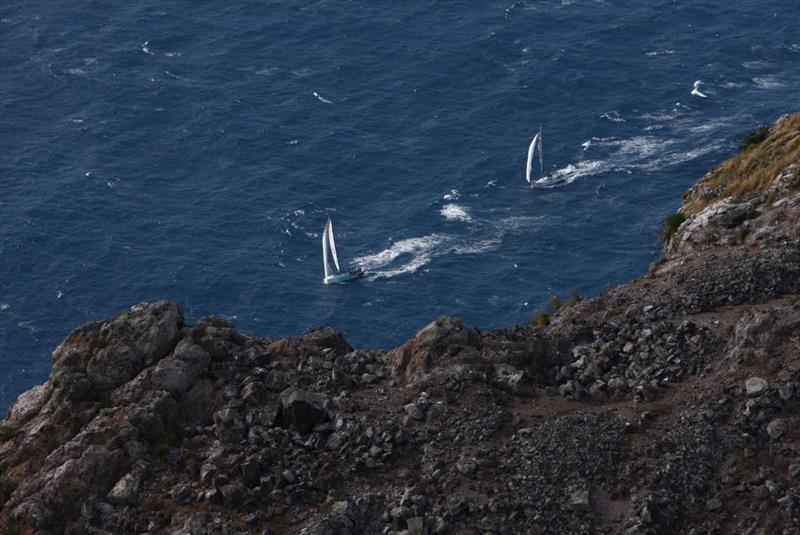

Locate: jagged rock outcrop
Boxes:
[1,114,799,534]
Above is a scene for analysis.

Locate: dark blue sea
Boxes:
[2,1,799,412]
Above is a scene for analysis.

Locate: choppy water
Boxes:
[2,0,799,411]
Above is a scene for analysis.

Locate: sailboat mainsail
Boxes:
[327,217,340,273]
[525,127,544,184]
[322,215,365,284]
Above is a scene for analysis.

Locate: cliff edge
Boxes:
[1,114,799,534]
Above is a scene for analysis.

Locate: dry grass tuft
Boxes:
[683,113,800,215]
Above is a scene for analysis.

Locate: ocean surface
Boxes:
[2,1,799,412]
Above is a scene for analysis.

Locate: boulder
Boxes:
[745,377,768,397]
[388,316,482,383]
[107,462,149,506]
[273,388,331,434]
[213,407,246,443]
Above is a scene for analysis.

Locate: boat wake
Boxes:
[534,131,724,188]
[440,203,474,223]
[353,215,544,280]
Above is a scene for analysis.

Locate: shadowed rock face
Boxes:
[1,115,799,534]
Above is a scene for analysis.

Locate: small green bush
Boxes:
[735,226,750,244]
[530,312,551,328]
[547,295,562,312]
[567,288,582,306]
[739,125,769,151]
[0,426,14,444]
[661,212,687,243]
[148,433,179,458]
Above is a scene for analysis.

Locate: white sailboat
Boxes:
[322,216,364,284]
[525,127,544,186]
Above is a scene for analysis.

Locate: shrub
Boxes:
[530,312,551,328]
[567,288,582,306]
[739,125,769,151]
[0,426,14,443]
[729,226,751,246]
[661,212,687,243]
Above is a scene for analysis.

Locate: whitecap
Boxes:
[0,303,10,311]
[753,76,785,89]
[600,111,625,123]
[440,204,473,223]
[288,139,299,145]
[743,60,770,70]
[645,49,674,56]
[639,141,725,170]
[141,41,154,55]
[442,189,461,201]
[313,91,333,104]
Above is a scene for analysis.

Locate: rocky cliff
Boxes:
[1,114,799,535]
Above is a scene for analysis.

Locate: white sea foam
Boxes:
[753,76,785,89]
[442,189,461,201]
[313,91,333,104]
[440,204,473,223]
[142,41,154,55]
[600,111,625,123]
[639,142,725,170]
[0,303,10,311]
[353,234,448,278]
[534,160,610,187]
[645,49,674,56]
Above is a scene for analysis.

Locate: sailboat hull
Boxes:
[324,271,364,284]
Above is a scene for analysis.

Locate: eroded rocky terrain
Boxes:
[1,115,799,534]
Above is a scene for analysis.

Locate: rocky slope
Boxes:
[1,114,799,535]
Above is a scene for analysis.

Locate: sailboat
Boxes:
[525,127,544,186]
[322,216,364,284]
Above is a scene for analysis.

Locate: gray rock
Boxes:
[241,382,266,405]
[273,387,331,434]
[568,488,590,512]
[456,457,477,475]
[745,377,768,397]
[213,407,246,443]
[426,401,444,422]
[5,383,50,427]
[789,463,800,480]
[404,403,424,421]
[608,377,628,392]
[330,500,349,516]
[107,462,149,506]
[766,418,786,440]
[407,516,425,535]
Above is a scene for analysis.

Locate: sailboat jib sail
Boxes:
[525,127,544,185]
[321,216,365,284]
